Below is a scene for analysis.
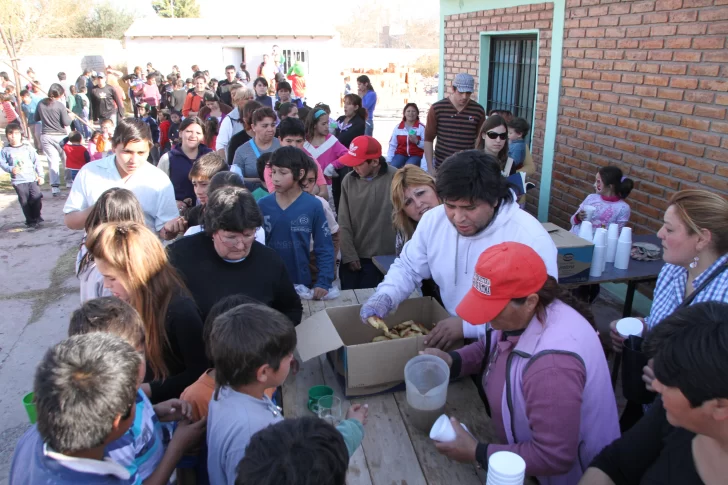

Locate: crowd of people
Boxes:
[3,52,728,485]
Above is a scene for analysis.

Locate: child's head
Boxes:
[337,135,384,179]
[235,417,349,485]
[158,108,170,122]
[90,130,102,144]
[19,89,30,102]
[83,187,145,234]
[256,152,273,181]
[146,73,155,84]
[305,108,330,140]
[79,84,87,94]
[100,118,115,137]
[209,304,296,395]
[596,166,634,199]
[300,156,319,195]
[202,294,262,361]
[276,81,293,102]
[170,111,181,124]
[269,146,308,193]
[507,117,530,142]
[189,152,229,205]
[137,102,149,117]
[5,83,15,94]
[208,170,246,195]
[204,116,219,147]
[277,102,298,120]
[68,131,83,144]
[278,117,305,148]
[69,85,77,95]
[35,333,140,454]
[5,123,22,146]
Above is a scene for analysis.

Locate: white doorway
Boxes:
[222,47,245,70]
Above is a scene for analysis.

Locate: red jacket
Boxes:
[287,74,306,98]
[159,119,171,148]
[387,120,425,160]
[63,144,90,170]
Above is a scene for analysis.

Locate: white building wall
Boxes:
[124,36,341,107]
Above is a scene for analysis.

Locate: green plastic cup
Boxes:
[23,392,37,424]
[307,385,334,413]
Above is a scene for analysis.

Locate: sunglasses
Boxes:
[485,131,508,140]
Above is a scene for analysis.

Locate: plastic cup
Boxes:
[23,392,37,424]
[614,240,632,270]
[619,226,633,243]
[578,221,593,242]
[487,451,526,485]
[607,223,619,240]
[429,414,457,442]
[590,244,605,277]
[616,317,643,338]
[408,129,416,135]
[583,205,596,221]
[314,395,342,425]
[307,385,334,413]
[593,228,607,246]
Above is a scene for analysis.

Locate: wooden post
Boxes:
[0,26,30,137]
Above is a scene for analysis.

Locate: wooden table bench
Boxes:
[282,289,508,485]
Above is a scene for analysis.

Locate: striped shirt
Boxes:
[425,98,485,167]
[647,252,728,330]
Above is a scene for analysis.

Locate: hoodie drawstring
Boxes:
[454,233,459,286]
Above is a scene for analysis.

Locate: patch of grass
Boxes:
[0,172,11,193]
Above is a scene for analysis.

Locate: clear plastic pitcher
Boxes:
[404,355,450,430]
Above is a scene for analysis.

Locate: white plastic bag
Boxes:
[294,282,341,301]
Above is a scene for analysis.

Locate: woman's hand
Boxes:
[154,398,193,422]
[642,358,655,392]
[434,417,478,463]
[313,287,329,300]
[419,348,453,368]
[424,317,464,351]
[408,133,419,144]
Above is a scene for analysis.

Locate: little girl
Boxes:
[571,166,633,235]
[87,131,103,161]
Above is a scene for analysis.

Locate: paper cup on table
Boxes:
[614,240,632,270]
[616,317,644,338]
[590,244,605,277]
[593,228,607,246]
[578,221,593,242]
[583,205,596,221]
[607,223,619,240]
[429,414,457,442]
[619,226,633,243]
[487,451,526,485]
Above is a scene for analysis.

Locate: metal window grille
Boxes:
[487,36,538,144]
[282,49,308,75]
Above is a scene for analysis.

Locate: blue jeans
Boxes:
[390,154,422,169]
[365,120,373,136]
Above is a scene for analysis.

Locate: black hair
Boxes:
[402,102,420,121]
[208,169,245,193]
[146,73,155,80]
[57,72,66,80]
[112,118,153,149]
[256,152,273,180]
[599,166,633,199]
[235,417,348,485]
[68,297,146,351]
[302,154,319,179]
[644,302,728,408]
[436,150,515,211]
[254,77,269,88]
[43,83,65,104]
[278,102,296,118]
[19,89,29,97]
[269,146,308,182]
[298,106,311,122]
[203,294,262,361]
[0,72,8,81]
[343,94,368,121]
[210,304,296,395]
[203,91,219,103]
[5,122,22,136]
[179,116,206,136]
[508,117,530,139]
[356,75,374,91]
[35,333,140,453]
[204,186,263,235]
[68,131,83,143]
[277,81,292,93]
[204,117,220,146]
[226,65,236,71]
[279,117,305,140]
[194,72,206,81]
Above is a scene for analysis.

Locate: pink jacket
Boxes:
[303,135,348,183]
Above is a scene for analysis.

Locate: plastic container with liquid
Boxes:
[404,355,450,431]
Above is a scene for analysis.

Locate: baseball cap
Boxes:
[455,242,548,325]
[337,136,382,167]
[96,72,105,79]
[137,102,150,110]
[453,73,474,93]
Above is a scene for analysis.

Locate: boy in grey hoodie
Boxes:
[0,123,44,226]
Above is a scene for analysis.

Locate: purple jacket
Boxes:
[457,300,620,485]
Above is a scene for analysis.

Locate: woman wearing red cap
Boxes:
[425,242,619,485]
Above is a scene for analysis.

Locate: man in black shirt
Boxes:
[90,73,124,124]
[216,65,238,106]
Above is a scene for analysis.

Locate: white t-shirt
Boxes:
[310,195,338,252]
[63,155,179,232]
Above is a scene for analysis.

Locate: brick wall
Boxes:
[553,0,728,233]
[443,3,555,214]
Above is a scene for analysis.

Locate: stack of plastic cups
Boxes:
[578,220,593,242]
[614,227,632,270]
[606,223,619,264]
[590,229,606,278]
[487,451,526,485]
[595,228,609,271]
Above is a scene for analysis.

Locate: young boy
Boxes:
[507,117,530,170]
[137,102,160,146]
[9,333,142,484]
[68,297,207,485]
[62,130,90,183]
[185,151,229,228]
[257,147,335,299]
[263,118,328,199]
[74,84,91,139]
[19,89,42,152]
[336,135,396,290]
[168,111,182,148]
[0,123,44,227]
[301,156,340,284]
[158,109,171,153]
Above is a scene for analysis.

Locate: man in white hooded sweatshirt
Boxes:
[360,150,558,349]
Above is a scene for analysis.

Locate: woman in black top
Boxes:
[34,83,74,196]
[332,93,367,212]
[581,302,728,485]
[87,221,208,404]
[167,186,302,324]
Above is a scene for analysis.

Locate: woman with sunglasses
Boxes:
[476,115,515,175]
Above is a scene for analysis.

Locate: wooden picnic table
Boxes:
[282,288,535,485]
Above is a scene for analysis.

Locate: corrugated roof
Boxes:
[124,18,337,38]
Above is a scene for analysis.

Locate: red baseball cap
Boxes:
[456,242,548,325]
[337,136,382,167]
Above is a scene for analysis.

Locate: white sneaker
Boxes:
[52,187,60,196]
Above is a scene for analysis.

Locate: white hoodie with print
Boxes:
[375,195,559,339]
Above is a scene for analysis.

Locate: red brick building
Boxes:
[440,0,727,233]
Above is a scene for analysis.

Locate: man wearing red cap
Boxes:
[423,242,619,485]
[360,150,558,349]
[337,135,397,290]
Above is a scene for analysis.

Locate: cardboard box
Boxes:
[295,297,453,397]
[542,222,595,284]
